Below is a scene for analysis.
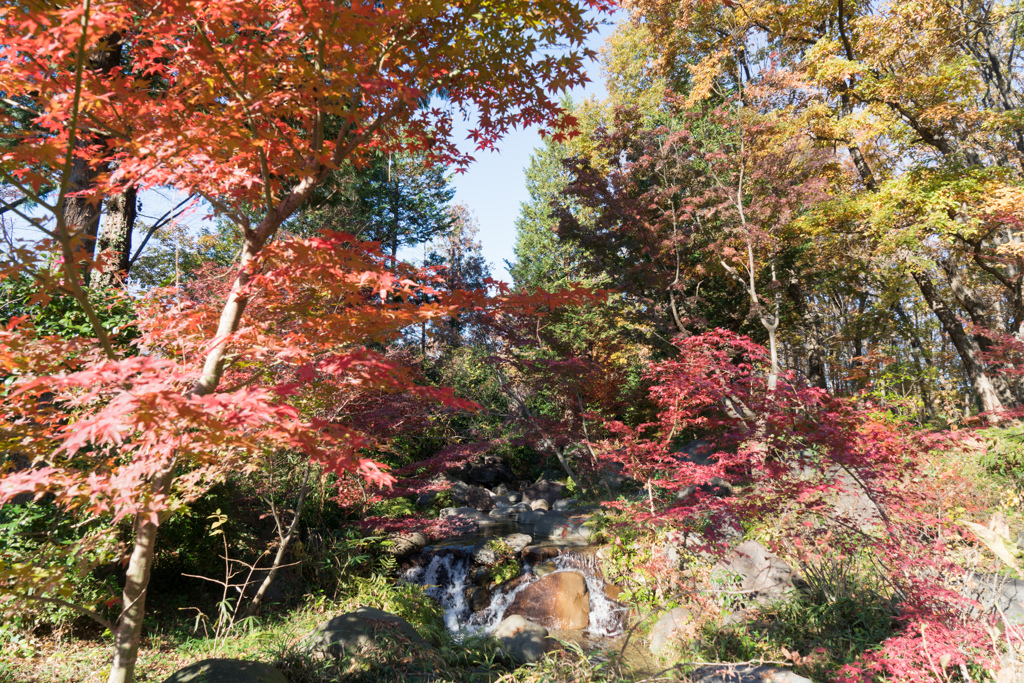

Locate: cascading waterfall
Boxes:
[403,549,626,639]
[552,552,626,637]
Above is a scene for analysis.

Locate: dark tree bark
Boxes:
[92,187,137,289]
[63,32,124,284]
[786,279,828,390]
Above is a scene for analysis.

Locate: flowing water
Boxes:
[402,547,627,640]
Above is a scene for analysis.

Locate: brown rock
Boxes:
[523,544,563,564]
[604,584,623,601]
[505,571,590,630]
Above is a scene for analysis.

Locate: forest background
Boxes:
[3,1,1024,682]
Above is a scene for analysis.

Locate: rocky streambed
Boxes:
[398,499,628,662]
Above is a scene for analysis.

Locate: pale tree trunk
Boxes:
[106,177,322,683]
[101,73,411,682]
[107,464,174,683]
[913,270,1006,419]
[938,257,1019,406]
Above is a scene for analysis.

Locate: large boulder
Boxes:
[959,572,1024,622]
[690,664,811,683]
[468,455,515,485]
[307,607,425,657]
[505,571,590,630]
[386,532,428,560]
[675,439,716,466]
[649,607,694,656]
[504,533,533,554]
[517,509,545,526]
[533,513,575,540]
[831,470,882,530]
[522,479,566,507]
[492,615,549,663]
[448,481,495,511]
[712,541,794,605]
[162,659,287,683]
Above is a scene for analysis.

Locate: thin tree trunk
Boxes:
[913,270,1006,419]
[891,301,937,420]
[93,186,137,289]
[787,279,828,390]
[107,463,174,683]
[243,464,311,619]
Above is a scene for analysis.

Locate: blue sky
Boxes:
[446,17,619,282]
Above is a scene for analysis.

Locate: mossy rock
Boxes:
[162,659,287,683]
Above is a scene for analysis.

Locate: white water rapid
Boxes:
[402,550,627,639]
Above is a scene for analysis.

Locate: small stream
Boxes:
[402,542,627,640]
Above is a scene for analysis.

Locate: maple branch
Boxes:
[11,592,113,632]
[0,170,57,215]
[127,194,196,268]
[38,0,118,360]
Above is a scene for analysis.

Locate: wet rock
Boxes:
[552,498,574,512]
[534,560,558,577]
[466,586,491,612]
[505,570,590,630]
[604,584,624,601]
[690,664,811,683]
[307,607,425,657]
[472,566,490,586]
[712,541,794,605]
[472,541,501,566]
[517,509,545,526]
[504,533,533,554]
[534,513,574,540]
[508,502,530,520]
[649,607,694,656]
[490,506,515,519]
[386,532,428,560]
[507,492,523,504]
[523,544,563,564]
[523,479,566,506]
[162,659,287,683]
[529,499,551,511]
[493,615,549,663]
